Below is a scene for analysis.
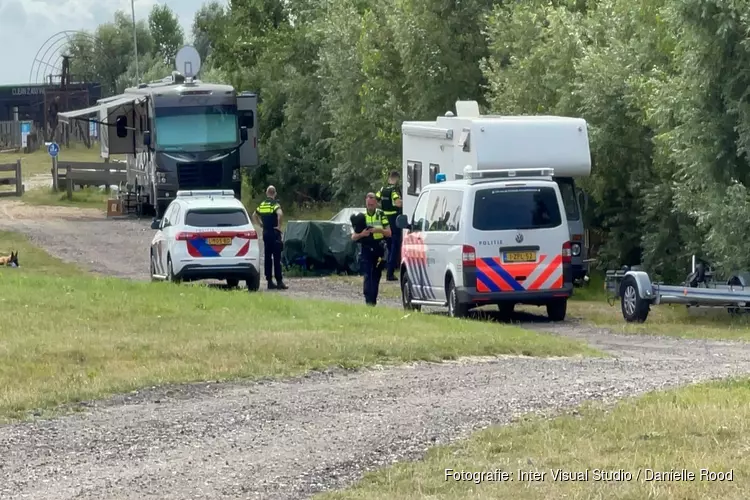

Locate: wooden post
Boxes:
[66,165,73,201]
[15,159,22,196]
[104,157,110,194]
[51,157,58,191]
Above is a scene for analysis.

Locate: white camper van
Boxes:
[400,100,592,285]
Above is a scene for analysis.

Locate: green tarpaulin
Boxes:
[281,221,361,273]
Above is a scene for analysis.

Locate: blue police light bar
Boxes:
[435,173,447,183]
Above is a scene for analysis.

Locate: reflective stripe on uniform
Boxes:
[256,198,281,230]
[377,185,401,215]
[365,209,389,240]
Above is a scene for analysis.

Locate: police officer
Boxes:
[252,185,288,290]
[352,192,391,306]
[375,170,403,281]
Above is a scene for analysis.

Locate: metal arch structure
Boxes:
[27,30,104,144]
[29,30,104,85]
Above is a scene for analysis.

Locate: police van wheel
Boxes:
[226,278,240,288]
[447,279,469,319]
[546,299,567,322]
[401,272,421,311]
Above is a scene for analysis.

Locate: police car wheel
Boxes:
[149,252,157,281]
[246,274,261,292]
[166,256,181,284]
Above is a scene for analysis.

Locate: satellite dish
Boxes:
[175,45,202,78]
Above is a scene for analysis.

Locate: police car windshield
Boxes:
[185,208,249,227]
[473,186,562,231]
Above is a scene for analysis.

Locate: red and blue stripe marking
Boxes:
[402,233,436,300]
[476,255,563,292]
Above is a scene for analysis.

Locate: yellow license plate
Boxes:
[504,251,536,262]
[207,237,232,245]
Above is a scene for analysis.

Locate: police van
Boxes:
[395,166,573,320]
[400,100,592,287]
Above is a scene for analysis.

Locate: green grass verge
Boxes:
[0,231,83,277]
[0,142,120,178]
[567,297,750,341]
[0,232,598,423]
[20,186,110,210]
[319,378,749,499]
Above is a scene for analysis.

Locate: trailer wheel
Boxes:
[621,276,649,323]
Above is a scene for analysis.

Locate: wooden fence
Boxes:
[0,160,23,198]
[53,161,127,201]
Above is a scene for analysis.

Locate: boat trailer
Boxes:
[604,256,750,323]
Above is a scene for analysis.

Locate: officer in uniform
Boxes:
[352,192,391,306]
[252,185,288,290]
[375,170,403,281]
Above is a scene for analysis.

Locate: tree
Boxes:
[192,1,227,62]
[67,11,153,94]
[149,5,185,65]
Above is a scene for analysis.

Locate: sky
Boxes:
[0,0,216,85]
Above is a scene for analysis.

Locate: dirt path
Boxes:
[4,201,750,499]
[0,199,402,302]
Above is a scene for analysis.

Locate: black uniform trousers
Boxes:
[263,231,283,282]
[385,213,402,277]
[360,242,385,305]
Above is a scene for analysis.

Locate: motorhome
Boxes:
[58,46,258,218]
[400,100,591,285]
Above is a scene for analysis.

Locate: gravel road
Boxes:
[0,200,400,304]
[3,200,750,499]
[3,331,750,500]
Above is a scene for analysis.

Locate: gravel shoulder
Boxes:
[3,329,750,500]
[4,201,750,499]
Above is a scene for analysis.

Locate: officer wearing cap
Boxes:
[252,185,288,290]
[375,170,403,281]
[352,192,391,306]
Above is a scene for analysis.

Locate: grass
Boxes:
[568,298,750,341]
[0,142,121,178]
[0,231,83,277]
[0,231,598,423]
[318,378,749,500]
[20,186,111,210]
[561,271,750,341]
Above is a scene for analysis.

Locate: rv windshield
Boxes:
[154,105,238,151]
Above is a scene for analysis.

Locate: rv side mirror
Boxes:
[150,218,161,230]
[115,116,128,138]
[395,214,410,229]
[143,130,151,147]
[240,126,248,142]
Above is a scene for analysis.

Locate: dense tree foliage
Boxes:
[68,0,750,280]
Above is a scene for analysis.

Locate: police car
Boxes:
[149,189,261,291]
[396,167,573,320]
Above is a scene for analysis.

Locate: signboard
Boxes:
[11,87,44,96]
[48,142,59,158]
[20,121,31,148]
